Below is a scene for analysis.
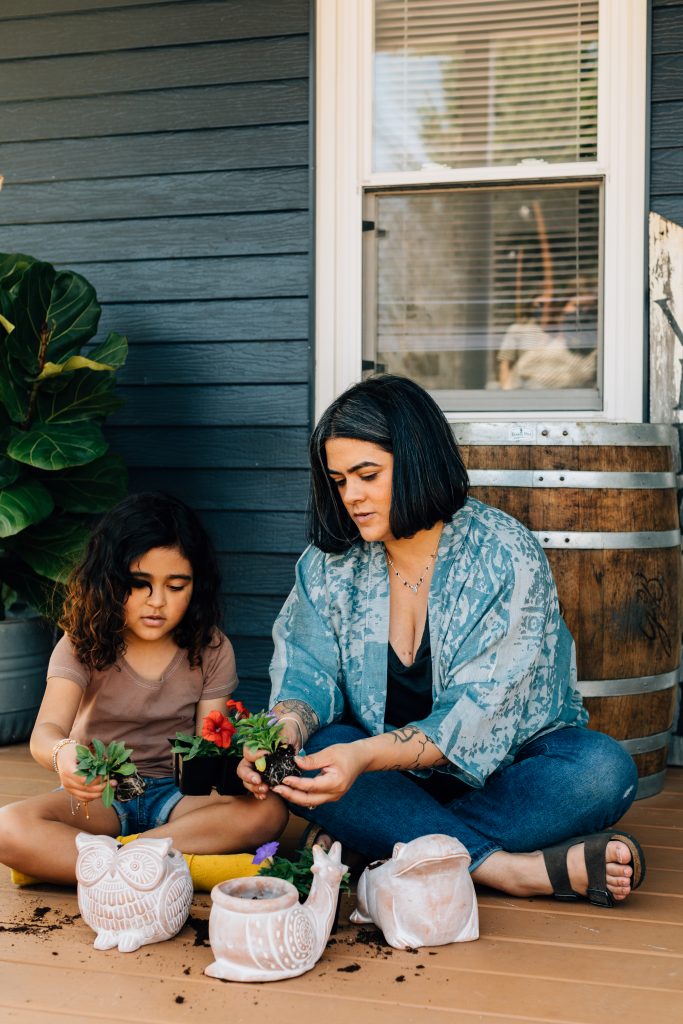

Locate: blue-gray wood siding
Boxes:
[0,0,312,706]
[651,0,683,226]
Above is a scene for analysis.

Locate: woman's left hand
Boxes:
[272,740,369,809]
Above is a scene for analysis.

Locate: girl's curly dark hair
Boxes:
[60,492,222,670]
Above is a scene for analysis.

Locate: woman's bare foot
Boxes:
[472,839,635,901]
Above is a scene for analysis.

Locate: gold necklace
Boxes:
[385,549,438,594]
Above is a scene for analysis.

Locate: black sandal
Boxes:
[301,822,334,853]
[542,830,646,908]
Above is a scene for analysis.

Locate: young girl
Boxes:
[0,492,287,885]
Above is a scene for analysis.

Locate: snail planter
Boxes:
[205,842,347,982]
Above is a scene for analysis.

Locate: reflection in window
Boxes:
[367,184,600,403]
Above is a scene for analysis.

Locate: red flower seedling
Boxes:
[201,710,236,750]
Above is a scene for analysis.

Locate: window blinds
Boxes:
[373,0,599,172]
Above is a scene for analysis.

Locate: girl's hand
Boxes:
[272,741,370,810]
[56,743,109,802]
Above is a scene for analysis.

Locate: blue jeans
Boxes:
[114,776,184,837]
[294,724,638,871]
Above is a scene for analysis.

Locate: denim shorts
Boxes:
[113,776,185,837]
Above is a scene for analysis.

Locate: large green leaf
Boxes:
[0,556,61,621]
[36,355,115,381]
[0,479,53,538]
[44,452,127,513]
[7,262,101,374]
[12,513,88,582]
[35,366,122,424]
[7,422,107,470]
[0,252,36,293]
[89,332,128,370]
[0,455,20,488]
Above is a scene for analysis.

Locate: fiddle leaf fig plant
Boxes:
[0,252,128,619]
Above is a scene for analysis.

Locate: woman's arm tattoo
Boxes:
[272,699,319,743]
[387,725,448,771]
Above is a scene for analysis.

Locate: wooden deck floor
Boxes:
[1,743,681,1024]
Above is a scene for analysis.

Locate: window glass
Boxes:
[374,0,599,172]
[366,183,601,408]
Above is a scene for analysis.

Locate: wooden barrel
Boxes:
[455,422,681,799]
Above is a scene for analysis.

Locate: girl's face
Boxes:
[324,437,394,543]
[123,546,194,644]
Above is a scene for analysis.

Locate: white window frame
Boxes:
[315,0,648,423]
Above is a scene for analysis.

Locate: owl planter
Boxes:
[350,834,479,949]
[76,834,193,952]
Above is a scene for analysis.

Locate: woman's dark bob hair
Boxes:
[308,374,469,553]
[60,491,222,670]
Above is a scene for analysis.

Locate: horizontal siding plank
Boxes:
[652,5,683,53]
[233,678,271,704]
[224,595,286,636]
[0,36,307,102]
[117,341,309,385]
[651,102,683,148]
[126,468,309,510]
[0,212,309,262]
[0,1,309,59]
[650,197,683,227]
[112,384,309,426]
[0,124,308,184]
[2,1,175,15]
[98,298,309,341]
[68,255,308,301]
[0,168,308,223]
[650,148,683,194]
[201,511,306,553]
[651,52,683,102]
[217,553,298,594]
[107,426,310,468]
[0,79,308,143]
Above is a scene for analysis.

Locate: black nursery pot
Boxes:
[217,755,246,796]
[173,752,220,795]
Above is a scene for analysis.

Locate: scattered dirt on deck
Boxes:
[186,915,210,947]
[0,905,81,938]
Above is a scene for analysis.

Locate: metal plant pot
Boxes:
[0,617,53,745]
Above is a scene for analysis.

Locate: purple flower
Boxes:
[252,841,279,865]
[267,712,280,724]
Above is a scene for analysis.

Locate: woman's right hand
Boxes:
[56,743,108,803]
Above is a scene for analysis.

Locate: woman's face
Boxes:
[324,437,394,543]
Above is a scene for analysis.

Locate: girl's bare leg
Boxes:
[0,791,120,885]
[147,791,288,853]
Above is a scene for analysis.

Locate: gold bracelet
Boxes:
[51,737,77,774]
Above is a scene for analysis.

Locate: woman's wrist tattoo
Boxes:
[385,726,448,771]
[273,699,319,744]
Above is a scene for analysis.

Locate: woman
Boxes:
[238,375,644,906]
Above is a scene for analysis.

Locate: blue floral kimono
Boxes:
[270,497,587,787]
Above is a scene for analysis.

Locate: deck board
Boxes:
[1,745,681,1023]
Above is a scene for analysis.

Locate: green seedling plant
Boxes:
[235,711,285,773]
[75,738,141,807]
[169,733,222,761]
[256,843,350,902]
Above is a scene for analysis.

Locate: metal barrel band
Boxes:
[635,771,668,800]
[468,470,676,489]
[452,422,677,447]
[576,669,679,698]
[534,529,681,550]
[618,730,672,755]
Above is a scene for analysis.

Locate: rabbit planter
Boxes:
[76,834,193,953]
[206,841,347,982]
[350,834,479,949]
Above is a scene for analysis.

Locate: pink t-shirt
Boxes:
[47,631,238,777]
